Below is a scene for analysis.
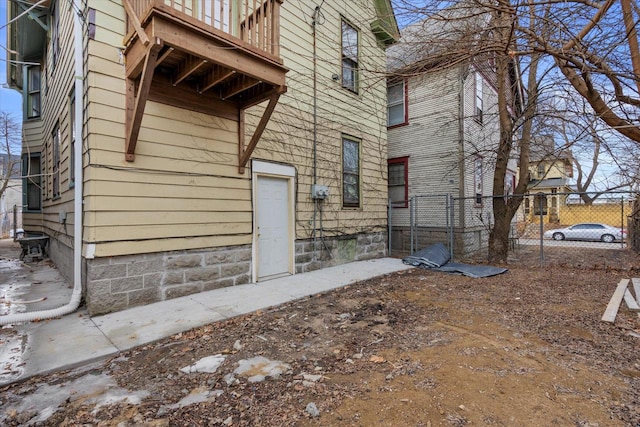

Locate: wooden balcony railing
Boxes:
[121,0,287,171]
[125,0,282,58]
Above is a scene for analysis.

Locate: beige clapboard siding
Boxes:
[85,160,249,188]
[87,54,126,82]
[89,180,251,200]
[92,210,252,226]
[22,119,44,159]
[85,168,251,190]
[88,149,245,178]
[91,221,251,241]
[86,1,253,252]
[80,0,389,254]
[89,234,253,258]
[87,70,125,95]
[86,195,251,212]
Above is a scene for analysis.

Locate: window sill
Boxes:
[387,122,409,130]
[340,86,360,97]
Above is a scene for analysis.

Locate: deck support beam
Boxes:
[125,37,163,162]
[238,86,285,174]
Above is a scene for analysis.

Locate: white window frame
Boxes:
[341,19,359,93]
[342,136,361,208]
[51,1,60,69]
[475,72,483,123]
[387,80,407,127]
[26,66,41,119]
[474,156,483,206]
[52,123,60,199]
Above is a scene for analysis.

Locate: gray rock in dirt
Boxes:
[306,402,320,417]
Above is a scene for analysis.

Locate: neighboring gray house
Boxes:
[386,13,523,255]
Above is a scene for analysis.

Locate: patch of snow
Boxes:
[175,387,223,408]
[223,373,238,385]
[180,354,226,374]
[234,356,291,383]
[90,388,150,412]
[0,373,150,425]
[158,387,223,415]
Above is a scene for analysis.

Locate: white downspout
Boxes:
[1,0,84,325]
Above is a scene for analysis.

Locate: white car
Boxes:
[543,223,625,243]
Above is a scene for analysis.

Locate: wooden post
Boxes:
[125,37,163,161]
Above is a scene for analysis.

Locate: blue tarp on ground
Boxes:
[402,243,508,278]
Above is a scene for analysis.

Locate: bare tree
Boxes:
[391,0,640,262]
[0,111,21,202]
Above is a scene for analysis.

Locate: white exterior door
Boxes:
[255,172,293,280]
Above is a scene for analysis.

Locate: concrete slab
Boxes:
[196,282,293,318]
[19,311,115,379]
[93,299,227,351]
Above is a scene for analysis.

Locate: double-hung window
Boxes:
[342,136,360,208]
[26,66,41,119]
[387,81,407,127]
[51,1,59,69]
[22,153,42,211]
[388,157,408,207]
[341,20,358,93]
[475,72,483,123]
[474,156,483,206]
[52,124,60,198]
[537,164,545,179]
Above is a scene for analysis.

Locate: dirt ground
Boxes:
[2,246,640,426]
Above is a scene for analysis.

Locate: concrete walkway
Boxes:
[0,253,412,386]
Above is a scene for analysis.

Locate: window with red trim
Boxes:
[388,157,408,207]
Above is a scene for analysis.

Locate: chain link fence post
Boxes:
[409,196,415,255]
[387,198,392,256]
[447,193,454,260]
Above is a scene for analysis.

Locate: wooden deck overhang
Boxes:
[122,0,288,173]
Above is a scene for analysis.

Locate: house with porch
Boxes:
[522,135,574,223]
[386,11,523,255]
[6,0,399,315]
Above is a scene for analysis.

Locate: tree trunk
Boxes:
[488,5,516,264]
[488,202,512,263]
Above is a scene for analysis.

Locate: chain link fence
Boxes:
[389,191,638,264]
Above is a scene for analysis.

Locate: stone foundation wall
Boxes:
[84,231,387,316]
[47,238,74,286]
[389,226,489,259]
[85,245,251,316]
[295,232,387,273]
